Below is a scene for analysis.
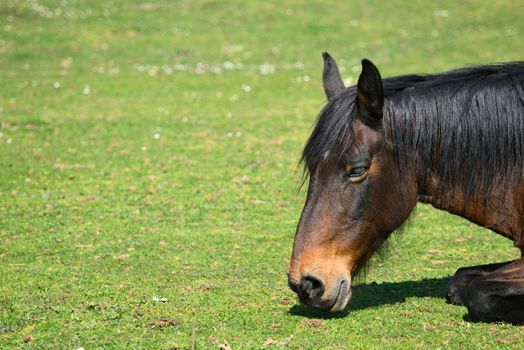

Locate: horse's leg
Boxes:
[462,258,524,324]
[446,261,513,305]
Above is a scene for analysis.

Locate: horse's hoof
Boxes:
[446,278,466,306]
[446,290,464,305]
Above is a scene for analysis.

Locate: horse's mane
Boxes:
[302,62,524,200]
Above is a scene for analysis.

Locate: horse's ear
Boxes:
[356,59,384,124]
[322,52,345,99]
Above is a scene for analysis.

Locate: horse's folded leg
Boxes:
[463,259,524,324]
[446,261,513,306]
[465,286,524,324]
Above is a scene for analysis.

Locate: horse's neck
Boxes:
[383,71,524,247]
[417,182,481,220]
[416,176,523,247]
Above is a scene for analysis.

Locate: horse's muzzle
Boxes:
[288,273,351,312]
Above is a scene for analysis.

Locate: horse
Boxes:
[287,52,524,324]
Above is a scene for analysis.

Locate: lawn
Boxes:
[0,0,523,348]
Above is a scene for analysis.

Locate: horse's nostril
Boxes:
[299,275,325,300]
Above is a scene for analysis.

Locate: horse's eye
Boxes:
[350,167,367,176]
[346,166,369,183]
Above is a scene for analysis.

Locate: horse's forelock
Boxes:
[301,90,358,177]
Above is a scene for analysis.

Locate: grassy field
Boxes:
[1,0,523,348]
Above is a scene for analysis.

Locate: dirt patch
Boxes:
[300,319,326,328]
[23,335,34,343]
[148,319,180,328]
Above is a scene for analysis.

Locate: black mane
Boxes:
[303,62,524,199]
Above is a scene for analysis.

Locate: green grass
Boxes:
[1,0,523,348]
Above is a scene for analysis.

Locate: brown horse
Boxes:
[287,52,524,324]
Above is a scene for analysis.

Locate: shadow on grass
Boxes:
[288,276,450,319]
